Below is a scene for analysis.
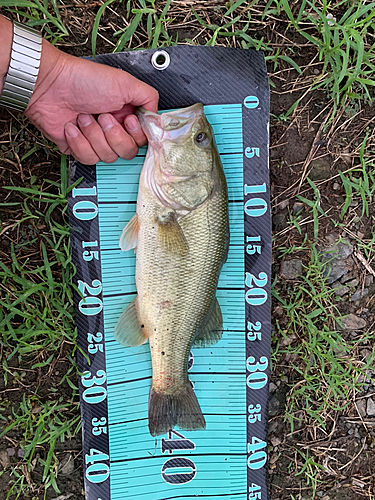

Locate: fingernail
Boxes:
[79,114,92,127]
[99,114,114,131]
[126,115,140,132]
[65,123,79,138]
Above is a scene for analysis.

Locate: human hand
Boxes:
[24,41,159,164]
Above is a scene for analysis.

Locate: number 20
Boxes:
[246,272,268,288]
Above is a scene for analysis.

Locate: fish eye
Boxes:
[194,131,210,147]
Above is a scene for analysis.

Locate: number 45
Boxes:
[249,482,261,499]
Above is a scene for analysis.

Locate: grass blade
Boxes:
[281,0,297,27]
[60,154,68,199]
[151,16,162,49]
[0,0,36,5]
[92,0,116,58]
[114,12,143,52]
[224,0,247,16]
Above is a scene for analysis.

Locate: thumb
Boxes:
[124,74,159,113]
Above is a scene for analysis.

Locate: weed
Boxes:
[295,449,325,499]
[273,244,369,432]
[92,0,174,56]
[281,0,375,107]
[0,0,68,43]
[271,98,301,123]
[296,178,326,239]
[277,234,309,258]
[286,211,304,235]
[1,394,80,494]
[339,132,375,219]
[0,156,80,497]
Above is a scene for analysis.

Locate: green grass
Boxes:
[296,178,327,240]
[1,394,80,495]
[274,243,373,430]
[0,156,81,498]
[338,132,375,219]
[272,241,375,497]
[94,0,375,104]
[270,0,375,107]
[0,0,68,43]
[5,0,373,104]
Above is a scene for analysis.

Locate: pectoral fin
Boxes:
[114,297,148,347]
[157,211,189,255]
[119,214,139,251]
[193,298,224,348]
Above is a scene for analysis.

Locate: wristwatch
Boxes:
[0,21,42,112]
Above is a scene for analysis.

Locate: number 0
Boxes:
[161,457,196,484]
[86,463,109,483]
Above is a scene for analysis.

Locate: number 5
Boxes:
[249,493,261,500]
[245,147,260,158]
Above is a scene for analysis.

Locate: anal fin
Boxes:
[193,298,223,348]
[119,213,139,251]
[114,297,148,347]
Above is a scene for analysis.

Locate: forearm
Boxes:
[0,15,13,94]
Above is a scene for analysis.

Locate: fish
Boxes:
[114,103,229,437]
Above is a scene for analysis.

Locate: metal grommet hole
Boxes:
[151,50,170,71]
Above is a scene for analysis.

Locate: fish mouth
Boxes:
[136,103,204,142]
[137,103,205,210]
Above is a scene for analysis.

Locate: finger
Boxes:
[78,114,118,163]
[64,122,100,165]
[124,114,147,147]
[98,113,139,160]
[138,85,159,113]
[123,76,159,113]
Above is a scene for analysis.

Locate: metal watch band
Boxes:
[0,22,42,112]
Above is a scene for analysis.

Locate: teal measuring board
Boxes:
[99,105,246,499]
[67,45,270,500]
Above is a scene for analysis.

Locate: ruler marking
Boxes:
[111,453,247,465]
[92,101,269,500]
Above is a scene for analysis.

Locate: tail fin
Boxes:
[148,382,206,437]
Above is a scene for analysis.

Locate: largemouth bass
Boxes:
[114,103,229,437]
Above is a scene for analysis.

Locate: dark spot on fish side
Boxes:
[141,324,144,328]
[161,351,165,356]
[154,328,157,331]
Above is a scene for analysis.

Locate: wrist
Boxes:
[0,17,13,94]
[0,20,43,112]
[26,39,70,113]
